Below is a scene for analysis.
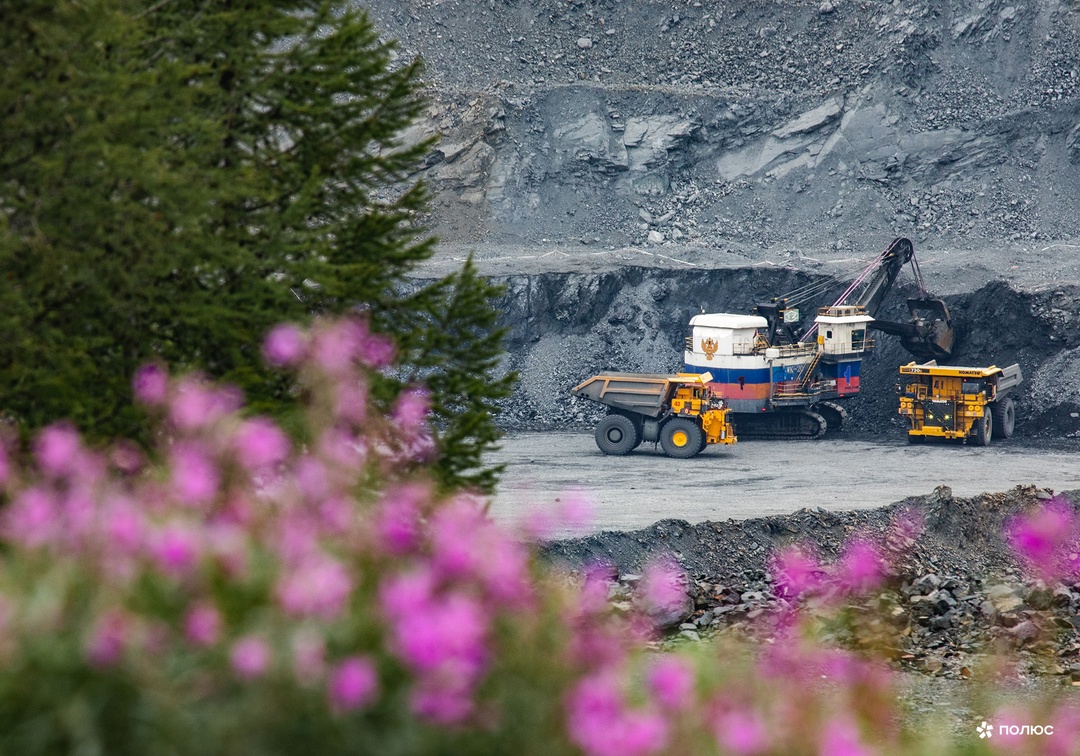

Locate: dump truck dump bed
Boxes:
[571,372,714,418]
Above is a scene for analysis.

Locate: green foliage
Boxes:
[0,1,509,489]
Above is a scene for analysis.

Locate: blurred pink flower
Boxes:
[819,715,872,756]
[318,497,352,534]
[357,327,395,369]
[836,539,884,594]
[1005,499,1080,582]
[276,514,319,564]
[109,441,145,475]
[230,635,271,680]
[391,592,489,673]
[169,441,220,506]
[294,455,331,502]
[410,671,477,725]
[312,319,366,375]
[2,487,56,548]
[86,611,129,667]
[713,708,770,755]
[328,656,379,713]
[771,545,823,599]
[184,603,221,647]
[169,378,216,431]
[376,483,427,554]
[234,417,291,471]
[429,497,486,578]
[334,381,369,425]
[647,656,695,710]
[276,552,353,621]
[152,525,200,577]
[34,423,81,478]
[380,568,437,622]
[1046,705,1080,756]
[262,323,307,367]
[566,671,669,756]
[392,387,430,431]
[101,495,144,554]
[640,559,688,619]
[132,363,168,405]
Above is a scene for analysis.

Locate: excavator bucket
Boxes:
[901,298,955,362]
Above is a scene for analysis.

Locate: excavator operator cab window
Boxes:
[851,329,865,350]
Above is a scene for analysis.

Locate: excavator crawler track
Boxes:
[731,410,827,439]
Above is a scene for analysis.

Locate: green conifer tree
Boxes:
[0,1,510,490]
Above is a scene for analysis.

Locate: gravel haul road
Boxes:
[487,432,1080,536]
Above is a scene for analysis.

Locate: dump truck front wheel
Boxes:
[595,415,639,455]
[991,397,1015,439]
[660,418,704,459]
[972,408,992,447]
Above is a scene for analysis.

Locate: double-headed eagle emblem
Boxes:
[701,337,718,361]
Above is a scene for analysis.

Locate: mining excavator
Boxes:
[681,237,956,438]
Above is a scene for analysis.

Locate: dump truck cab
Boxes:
[897,361,1022,445]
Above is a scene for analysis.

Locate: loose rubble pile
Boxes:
[544,485,1080,680]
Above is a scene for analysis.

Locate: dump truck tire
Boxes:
[660,418,703,459]
[595,415,639,455]
[991,397,1015,439]
[973,408,992,447]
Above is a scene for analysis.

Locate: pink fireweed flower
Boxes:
[639,559,689,623]
[169,441,220,506]
[375,483,428,554]
[390,592,489,673]
[100,494,144,554]
[132,362,168,405]
[318,497,353,535]
[771,545,823,599]
[380,567,437,622]
[647,656,695,710]
[356,322,395,369]
[230,635,271,680]
[184,603,222,647]
[294,455,331,502]
[392,387,430,432]
[34,423,82,478]
[168,377,216,431]
[234,417,290,471]
[334,381,369,425]
[566,671,669,756]
[328,656,379,713]
[86,611,129,668]
[429,497,486,578]
[410,672,478,725]
[276,552,353,621]
[1005,498,1080,582]
[316,428,366,471]
[152,524,200,577]
[819,715,873,756]
[109,441,145,475]
[275,514,319,565]
[262,323,307,367]
[0,444,9,487]
[836,538,885,594]
[712,707,770,755]
[312,319,366,375]
[2,487,56,548]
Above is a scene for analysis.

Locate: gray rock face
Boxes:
[366,0,1080,252]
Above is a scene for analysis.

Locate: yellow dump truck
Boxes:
[897,361,1022,445]
[571,372,736,458]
